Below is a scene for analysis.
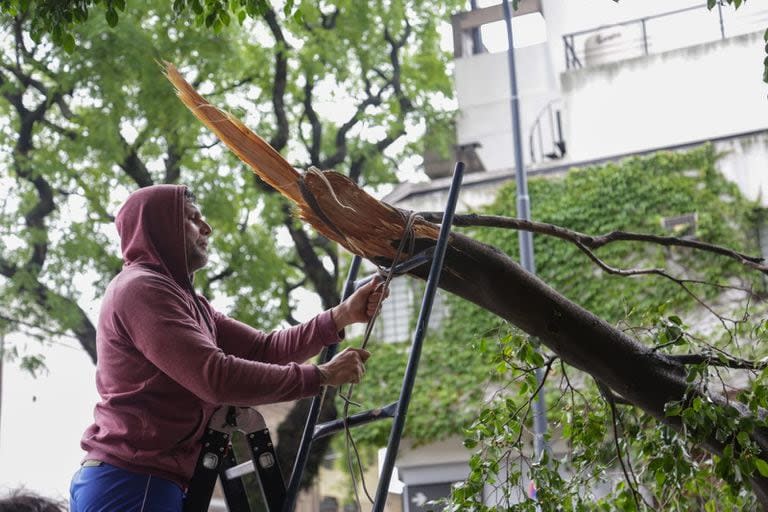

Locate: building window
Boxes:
[370,278,450,344]
[661,212,697,239]
[374,277,415,343]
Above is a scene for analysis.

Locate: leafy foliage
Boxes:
[4,0,767,83]
[0,0,460,357]
[444,148,767,509]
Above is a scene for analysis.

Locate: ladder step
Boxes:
[312,402,398,440]
[224,460,255,480]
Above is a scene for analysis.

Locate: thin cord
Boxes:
[340,210,420,506]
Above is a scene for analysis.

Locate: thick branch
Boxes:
[282,204,339,309]
[317,22,416,172]
[302,76,322,165]
[384,21,413,114]
[290,171,768,508]
[164,70,768,506]
[319,86,385,170]
[343,25,412,183]
[263,8,290,152]
[119,135,153,188]
[1,39,97,362]
[164,141,183,184]
[0,256,17,278]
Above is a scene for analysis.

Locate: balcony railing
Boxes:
[563,1,768,70]
[528,99,565,164]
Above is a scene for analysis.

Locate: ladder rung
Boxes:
[224,460,255,480]
[313,402,398,440]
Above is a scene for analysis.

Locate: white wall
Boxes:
[716,133,768,205]
[561,31,768,202]
[541,0,767,75]
[454,42,559,173]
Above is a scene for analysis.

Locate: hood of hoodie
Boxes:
[116,184,191,288]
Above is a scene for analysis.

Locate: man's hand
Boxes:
[316,347,371,386]
[331,276,389,330]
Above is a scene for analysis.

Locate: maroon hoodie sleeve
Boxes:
[213,310,342,363]
[113,274,322,406]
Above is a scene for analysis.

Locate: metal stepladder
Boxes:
[184,162,465,512]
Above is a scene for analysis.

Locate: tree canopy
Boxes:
[1,0,766,81]
[0,0,458,356]
[0,0,459,489]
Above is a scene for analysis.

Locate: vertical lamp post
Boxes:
[501,0,549,462]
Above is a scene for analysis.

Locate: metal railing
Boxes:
[529,99,565,164]
[563,1,768,70]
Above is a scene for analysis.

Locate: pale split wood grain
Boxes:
[162,61,440,263]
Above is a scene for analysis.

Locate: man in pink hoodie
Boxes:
[69,185,384,511]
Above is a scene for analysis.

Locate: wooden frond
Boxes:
[162,61,439,261]
[162,61,303,204]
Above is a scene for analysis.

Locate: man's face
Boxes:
[184,200,212,273]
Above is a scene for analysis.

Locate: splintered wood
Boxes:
[163,62,439,262]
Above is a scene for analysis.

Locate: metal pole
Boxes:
[501,0,549,462]
[717,0,725,40]
[372,162,464,512]
[469,0,484,54]
[562,35,569,70]
[283,256,363,512]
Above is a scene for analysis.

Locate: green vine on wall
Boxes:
[345,145,766,509]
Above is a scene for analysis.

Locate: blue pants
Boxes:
[70,463,184,512]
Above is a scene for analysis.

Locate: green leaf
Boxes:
[282,0,295,17]
[764,56,768,83]
[292,6,304,25]
[756,458,768,477]
[105,9,119,27]
[61,32,75,53]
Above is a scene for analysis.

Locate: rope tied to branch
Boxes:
[338,209,419,506]
[295,168,421,505]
